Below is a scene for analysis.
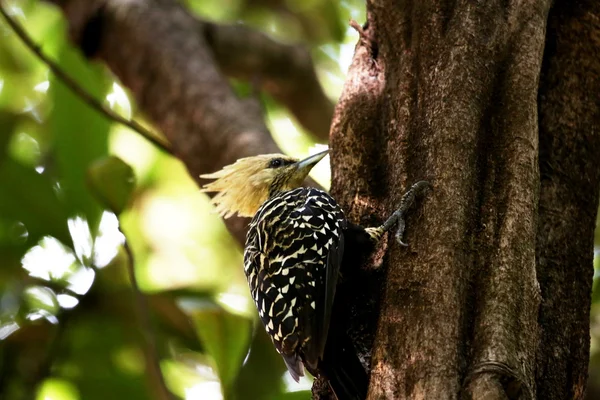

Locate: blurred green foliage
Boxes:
[88,156,136,215]
[1,0,599,400]
[0,0,364,399]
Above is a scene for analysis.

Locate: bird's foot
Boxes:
[365,227,384,242]
[383,181,432,246]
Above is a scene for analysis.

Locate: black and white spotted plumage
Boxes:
[244,187,346,380]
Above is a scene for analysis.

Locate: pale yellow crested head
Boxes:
[200,151,328,218]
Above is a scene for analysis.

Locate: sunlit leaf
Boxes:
[22,285,59,316]
[36,377,79,400]
[162,357,220,399]
[87,156,136,215]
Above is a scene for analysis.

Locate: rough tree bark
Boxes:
[536,2,600,399]
[321,0,600,399]
[43,0,600,399]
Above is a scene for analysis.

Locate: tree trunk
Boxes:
[535,2,600,399]
[323,1,600,399]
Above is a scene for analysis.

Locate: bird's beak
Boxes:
[295,149,329,178]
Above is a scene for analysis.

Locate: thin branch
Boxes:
[0,5,172,154]
[348,19,367,41]
[121,229,172,400]
[349,19,376,60]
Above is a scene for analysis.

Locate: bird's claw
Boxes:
[392,180,431,247]
[365,227,384,242]
[396,231,409,246]
[369,181,431,246]
[395,218,408,246]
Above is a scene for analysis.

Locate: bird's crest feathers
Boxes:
[200,154,298,218]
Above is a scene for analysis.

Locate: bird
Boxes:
[200,149,429,399]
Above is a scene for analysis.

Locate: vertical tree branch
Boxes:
[465,3,550,398]
[536,1,600,399]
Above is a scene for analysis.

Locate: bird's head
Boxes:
[200,150,328,218]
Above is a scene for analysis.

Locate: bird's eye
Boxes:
[269,158,284,168]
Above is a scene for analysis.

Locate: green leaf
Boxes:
[0,157,71,247]
[0,243,27,284]
[185,299,252,392]
[0,110,18,160]
[59,316,151,400]
[275,391,312,400]
[48,38,111,234]
[0,112,26,271]
[22,285,59,316]
[87,156,136,215]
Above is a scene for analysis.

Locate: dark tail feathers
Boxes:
[319,333,368,400]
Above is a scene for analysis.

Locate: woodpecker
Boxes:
[201,150,429,400]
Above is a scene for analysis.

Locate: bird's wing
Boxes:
[318,219,344,361]
[245,188,345,376]
[245,242,306,381]
[286,190,345,370]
